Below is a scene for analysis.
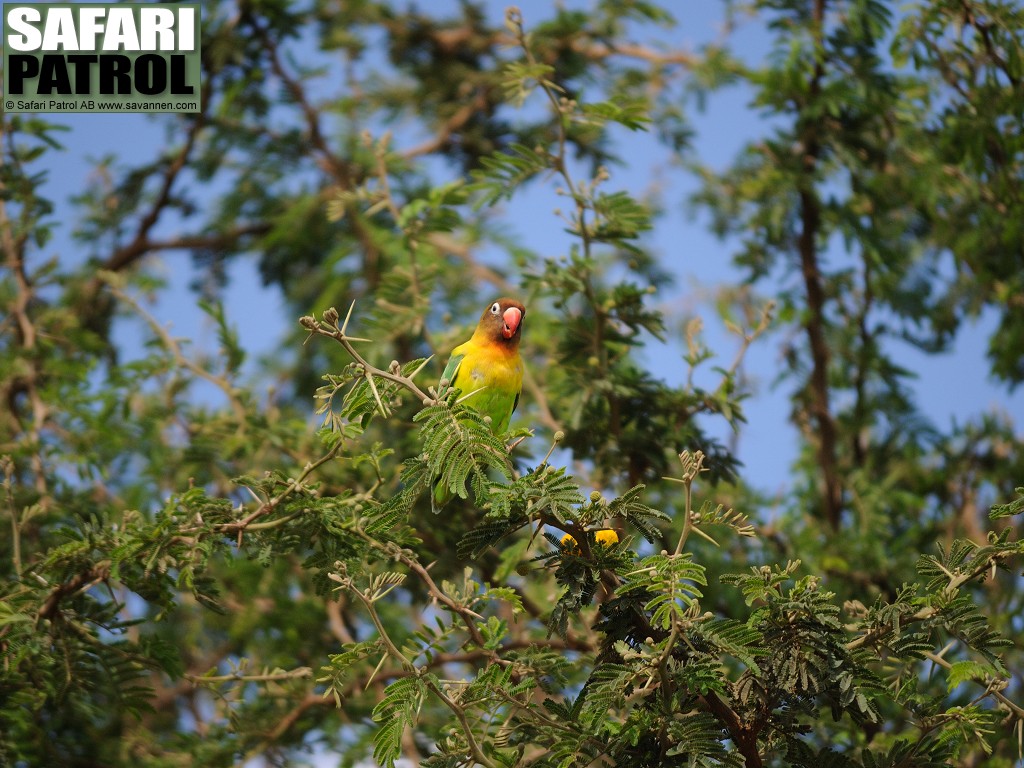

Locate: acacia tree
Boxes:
[1,1,1022,766]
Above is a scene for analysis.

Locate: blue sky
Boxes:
[34,0,1023,506]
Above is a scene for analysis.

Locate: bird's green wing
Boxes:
[440,353,464,393]
[432,351,466,514]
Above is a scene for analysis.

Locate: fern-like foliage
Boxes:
[589,191,652,251]
[916,537,1016,667]
[925,593,1012,668]
[457,515,528,560]
[783,740,859,768]
[544,526,636,640]
[416,394,514,506]
[988,486,1024,520]
[618,552,707,631]
[847,586,933,665]
[724,563,887,737]
[547,557,602,640]
[660,712,740,767]
[317,640,383,707]
[693,618,765,674]
[372,676,427,767]
[578,663,633,728]
[467,143,548,206]
[693,498,756,540]
[316,357,430,432]
[604,484,669,543]
[489,463,585,523]
[860,738,955,768]
[458,464,585,559]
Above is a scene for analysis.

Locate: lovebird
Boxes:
[432,297,526,512]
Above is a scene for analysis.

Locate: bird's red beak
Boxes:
[501,306,522,339]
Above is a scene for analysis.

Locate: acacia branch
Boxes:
[336,562,498,768]
[378,539,497,659]
[402,88,492,159]
[701,690,763,768]
[249,18,354,186]
[924,650,1024,721]
[341,574,414,670]
[185,667,313,685]
[259,693,325,748]
[102,114,206,274]
[424,676,499,768]
[0,123,50,497]
[107,280,248,423]
[2,457,21,577]
[37,564,111,622]
[247,14,392,292]
[380,18,698,72]
[219,441,345,538]
[959,0,1020,89]
[133,223,271,255]
[300,307,435,405]
[797,0,842,530]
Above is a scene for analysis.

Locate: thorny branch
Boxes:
[300,305,435,407]
[333,562,500,768]
[842,545,1024,734]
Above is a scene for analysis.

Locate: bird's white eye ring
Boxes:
[490,302,501,315]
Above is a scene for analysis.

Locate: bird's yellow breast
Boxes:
[451,338,523,395]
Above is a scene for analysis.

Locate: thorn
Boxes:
[365,373,390,418]
[456,386,486,404]
[688,525,720,547]
[340,301,356,336]
[407,355,434,380]
[365,653,389,690]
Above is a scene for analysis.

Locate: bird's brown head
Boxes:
[475,297,525,347]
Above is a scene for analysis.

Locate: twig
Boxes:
[101,112,207,273]
[343,575,414,670]
[376,538,499,659]
[0,125,50,496]
[670,450,707,555]
[796,0,842,530]
[248,17,353,185]
[923,650,1024,720]
[423,677,500,768]
[336,568,501,766]
[186,667,313,685]
[214,440,345,539]
[718,300,776,391]
[106,279,248,423]
[300,307,434,404]
[37,564,111,622]
[2,457,21,577]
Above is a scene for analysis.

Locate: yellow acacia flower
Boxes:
[594,529,619,547]
[560,529,619,551]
